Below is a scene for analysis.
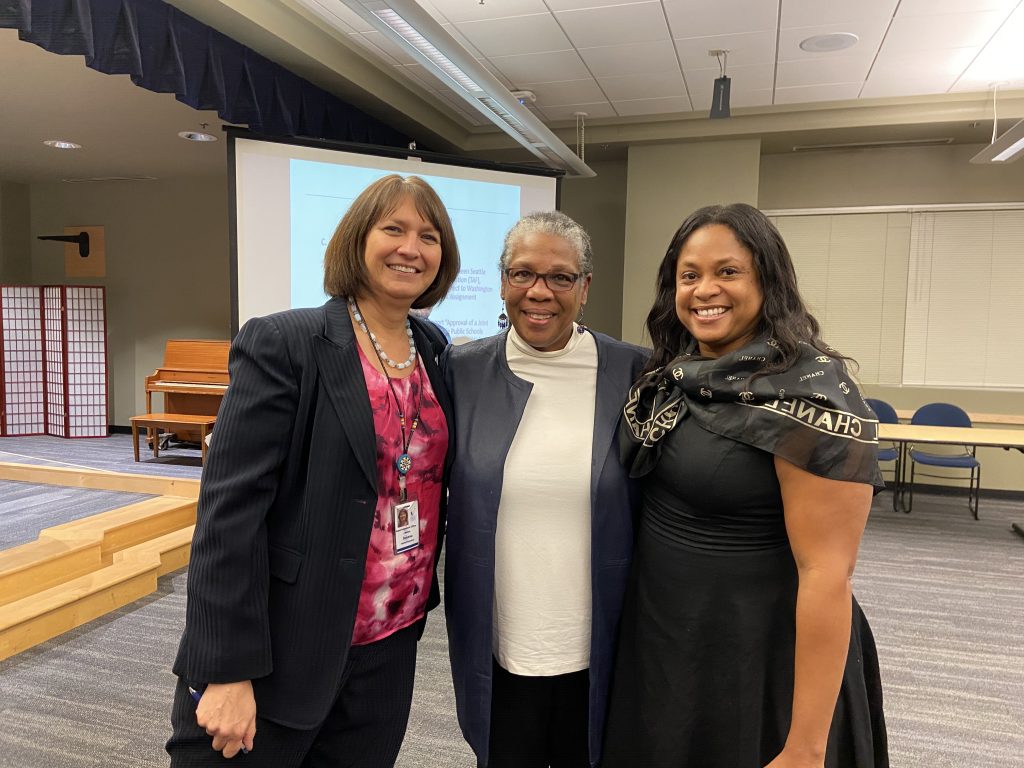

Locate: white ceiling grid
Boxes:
[298,0,1024,126]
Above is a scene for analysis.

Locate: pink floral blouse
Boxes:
[351,345,447,646]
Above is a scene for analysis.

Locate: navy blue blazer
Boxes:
[442,329,648,767]
[173,296,452,729]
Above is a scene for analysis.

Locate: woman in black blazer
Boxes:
[167,175,459,767]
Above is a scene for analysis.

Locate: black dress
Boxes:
[602,418,887,768]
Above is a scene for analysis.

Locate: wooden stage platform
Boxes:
[0,462,199,660]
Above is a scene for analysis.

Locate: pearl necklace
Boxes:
[348,297,417,370]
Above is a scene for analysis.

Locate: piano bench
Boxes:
[130,413,216,465]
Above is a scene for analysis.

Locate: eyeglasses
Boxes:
[503,268,582,292]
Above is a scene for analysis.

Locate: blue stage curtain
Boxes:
[0,0,410,146]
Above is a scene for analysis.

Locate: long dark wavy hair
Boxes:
[643,203,848,376]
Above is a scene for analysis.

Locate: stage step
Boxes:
[114,524,196,578]
[0,525,196,660]
[0,496,196,606]
[0,483,198,660]
[43,495,197,564]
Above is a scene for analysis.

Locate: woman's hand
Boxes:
[195,680,257,758]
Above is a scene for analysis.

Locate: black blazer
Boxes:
[173,296,452,729]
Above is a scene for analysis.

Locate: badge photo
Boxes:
[393,500,420,554]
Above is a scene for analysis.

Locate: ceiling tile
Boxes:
[778,21,889,61]
[555,3,670,49]
[423,0,550,24]
[773,82,863,104]
[477,59,517,88]
[897,0,1018,16]
[862,47,980,97]
[454,14,571,57]
[441,23,489,59]
[949,75,1024,93]
[541,101,617,120]
[687,86,774,111]
[953,7,1024,89]
[577,39,679,78]
[683,63,775,95]
[673,30,776,69]
[775,55,874,88]
[486,49,592,84]
[545,0,652,10]
[881,10,1007,51]
[598,70,687,100]
[517,78,607,106]
[662,0,779,38]
[730,87,775,108]
[779,0,898,28]
[613,95,692,116]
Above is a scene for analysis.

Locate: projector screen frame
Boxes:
[227,128,565,336]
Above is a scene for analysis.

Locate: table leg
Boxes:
[201,424,208,465]
[153,428,160,458]
[132,423,140,463]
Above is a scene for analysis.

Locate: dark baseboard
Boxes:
[108,425,131,435]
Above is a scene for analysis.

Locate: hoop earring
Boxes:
[498,303,509,331]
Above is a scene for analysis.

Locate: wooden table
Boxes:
[878,423,1024,537]
[892,410,1024,426]
[130,413,215,465]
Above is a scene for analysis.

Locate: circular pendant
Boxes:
[396,453,412,475]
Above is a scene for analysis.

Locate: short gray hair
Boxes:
[499,211,593,275]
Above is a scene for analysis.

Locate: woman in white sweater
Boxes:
[443,211,647,768]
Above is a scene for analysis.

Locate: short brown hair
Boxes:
[322,174,460,309]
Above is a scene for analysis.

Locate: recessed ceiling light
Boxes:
[799,33,859,53]
[43,139,82,150]
[178,130,218,142]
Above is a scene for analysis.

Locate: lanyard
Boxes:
[383,364,423,503]
[352,299,423,502]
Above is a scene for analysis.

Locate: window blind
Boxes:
[769,207,1024,390]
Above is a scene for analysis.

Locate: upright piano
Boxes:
[145,339,230,442]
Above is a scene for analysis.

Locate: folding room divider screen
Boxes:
[0,285,108,437]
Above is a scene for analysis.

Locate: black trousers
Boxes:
[166,623,418,768]
[486,659,590,768]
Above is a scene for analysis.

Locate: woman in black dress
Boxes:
[602,204,888,768]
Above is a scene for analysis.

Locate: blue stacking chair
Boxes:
[865,398,901,512]
[907,403,981,519]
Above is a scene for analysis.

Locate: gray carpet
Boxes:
[1,437,1022,767]
[0,434,206,479]
[854,495,1024,768]
[0,480,152,549]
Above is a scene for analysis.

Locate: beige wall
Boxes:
[759,143,1024,209]
[559,158,628,338]
[759,144,1024,492]
[28,177,231,426]
[621,139,762,345]
[0,182,32,283]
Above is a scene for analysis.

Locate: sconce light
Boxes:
[38,231,90,258]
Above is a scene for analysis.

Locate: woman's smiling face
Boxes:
[675,223,763,358]
[361,195,442,304]
[501,232,590,352]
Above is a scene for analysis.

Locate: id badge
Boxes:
[392,500,421,554]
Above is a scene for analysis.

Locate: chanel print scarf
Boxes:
[621,337,884,490]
